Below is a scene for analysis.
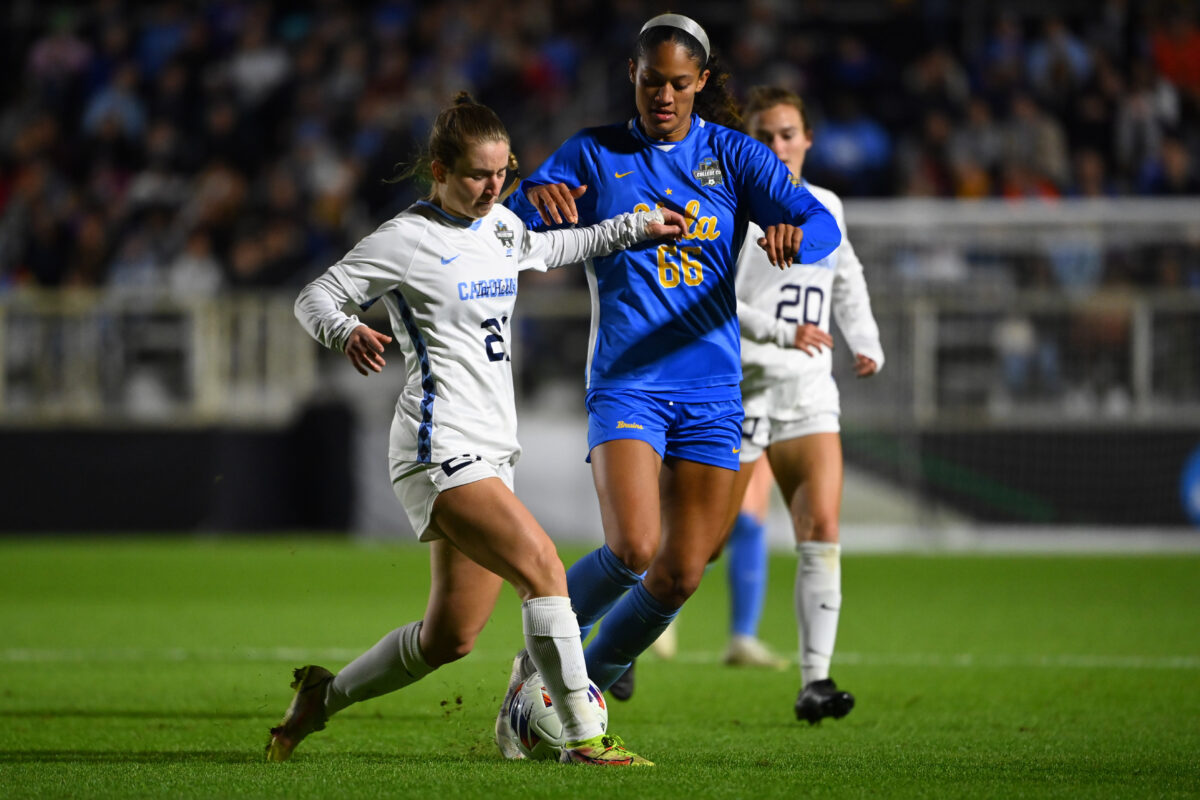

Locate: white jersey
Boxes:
[296,201,657,467]
[735,182,883,420]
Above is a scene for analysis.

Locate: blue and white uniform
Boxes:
[507,115,841,468]
[295,201,662,538]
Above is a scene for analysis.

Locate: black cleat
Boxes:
[794,678,854,724]
[609,661,635,701]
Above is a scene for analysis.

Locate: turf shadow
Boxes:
[0,750,258,764]
[0,709,265,720]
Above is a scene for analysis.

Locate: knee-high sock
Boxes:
[796,542,841,684]
[727,512,768,637]
[566,544,644,641]
[522,596,603,742]
[584,582,678,691]
[325,621,432,715]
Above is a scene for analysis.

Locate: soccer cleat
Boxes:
[494,649,532,760]
[723,635,788,669]
[266,665,334,762]
[608,661,635,701]
[560,733,654,766]
[649,618,678,660]
[794,677,855,725]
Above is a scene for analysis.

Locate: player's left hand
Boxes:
[854,354,878,377]
[758,223,803,269]
[647,208,687,240]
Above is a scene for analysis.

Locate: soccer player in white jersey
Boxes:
[723,86,884,723]
[267,93,687,766]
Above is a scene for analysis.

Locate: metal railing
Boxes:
[2,199,1198,431]
[0,290,316,426]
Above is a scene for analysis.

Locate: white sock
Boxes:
[796,542,841,685]
[522,596,602,743]
[325,621,433,715]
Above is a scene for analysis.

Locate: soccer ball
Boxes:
[506,671,608,760]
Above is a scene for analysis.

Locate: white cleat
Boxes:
[495,649,532,760]
[648,618,678,660]
[723,635,788,669]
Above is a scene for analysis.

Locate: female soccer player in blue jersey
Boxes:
[500,14,842,702]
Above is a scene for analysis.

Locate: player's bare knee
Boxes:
[646,565,703,608]
[513,541,567,599]
[792,511,816,542]
[608,536,657,573]
[809,516,839,543]
[423,631,477,667]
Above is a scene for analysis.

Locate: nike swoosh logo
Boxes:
[441,255,460,264]
[732,447,741,454]
[614,171,633,178]
[820,603,840,611]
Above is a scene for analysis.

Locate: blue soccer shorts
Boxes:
[585,388,744,471]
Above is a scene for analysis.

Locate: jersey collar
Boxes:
[416,200,483,229]
[627,114,705,150]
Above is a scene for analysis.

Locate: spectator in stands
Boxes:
[1115,59,1180,179]
[805,96,892,197]
[1001,92,1070,190]
[1138,136,1200,195]
[1026,16,1092,111]
[1150,5,1200,113]
[1069,149,1119,198]
[950,97,1004,180]
[1,2,1198,296]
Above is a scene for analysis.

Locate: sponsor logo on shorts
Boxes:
[616,420,644,430]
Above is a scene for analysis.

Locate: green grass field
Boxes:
[1,537,1197,799]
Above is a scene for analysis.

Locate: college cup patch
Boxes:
[494,221,515,256]
[693,157,724,187]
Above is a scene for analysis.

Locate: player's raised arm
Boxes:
[737,135,841,264]
[516,207,686,272]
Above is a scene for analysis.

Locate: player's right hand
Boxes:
[345,325,392,376]
[793,323,833,356]
[527,182,587,226]
[647,208,687,240]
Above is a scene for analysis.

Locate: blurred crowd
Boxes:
[0,0,1198,295]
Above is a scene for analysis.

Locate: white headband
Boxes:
[639,13,711,64]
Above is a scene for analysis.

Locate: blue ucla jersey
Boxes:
[506,115,840,399]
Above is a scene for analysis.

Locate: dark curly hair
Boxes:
[633,24,742,129]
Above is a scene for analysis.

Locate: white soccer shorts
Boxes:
[390,456,515,541]
[738,412,840,464]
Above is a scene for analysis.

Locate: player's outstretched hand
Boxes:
[757,223,804,269]
[345,325,392,376]
[793,323,834,356]
[527,183,588,226]
[647,208,687,241]
[854,353,879,377]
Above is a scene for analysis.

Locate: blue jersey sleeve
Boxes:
[505,130,599,230]
[729,133,841,264]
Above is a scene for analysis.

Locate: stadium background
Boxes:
[1,0,1199,546]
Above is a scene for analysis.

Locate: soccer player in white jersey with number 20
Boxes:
[268,93,686,766]
[723,86,884,724]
